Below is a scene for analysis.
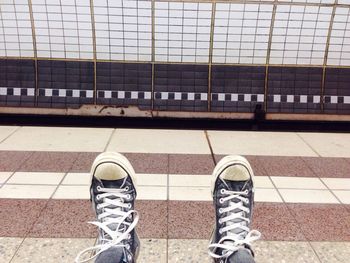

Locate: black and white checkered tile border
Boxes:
[98,91,152,99]
[212,93,265,102]
[270,94,321,104]
[0,87,35,96]
[40,89,94,98]
[324,95,350,104]
[154,92,208,101]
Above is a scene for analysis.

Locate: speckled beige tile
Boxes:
[0,237,23,263]
[311,242,350,263]
[11,238,95,263]
[138,239,166,263]
[254,241,320,263]
[168,239,211,263]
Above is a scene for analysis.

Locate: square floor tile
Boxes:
[52,185,90,199]
[311,242,350,263]
[19,152,79,172]
[255,188,283,203]
[254,241,320,263]
[254,176,274,188]
[169,187,211,201]
[137,173,167,186]
[8,172,65,185]
[279,189,339,204]
[271,176,326,189]
[11,238,96,263]
[139,239,167,263]
[0,127,113,152]
[333,190,350,204]
[208,131,317,156]
[123,153,168,174]
[0,199,48,237]
[29,200,96,238]
[258,156,316,177]
[137,186,167,200]
[287,204,350,241]
[61,173,91,185]
[253,203,306,241]
[0,184,56,199]
[298,133,350,158]
[303,157,350,178]
[169,154,215,174]
[0,237,24,262]
[0,172,13,183]
[108,129,210,154]
[169,174,211,187]
[168,239,211,263]
[321,178,350,190]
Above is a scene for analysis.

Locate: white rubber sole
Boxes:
[90,151,137,187]
[211,155,255,195]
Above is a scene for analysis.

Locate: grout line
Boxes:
[318,177,344,205]
[103,128,117,152]
[49,172,69,200]
[204,130,216,165]
[307,241,324,263]
[296,133,321,157]
[0,126,22,145]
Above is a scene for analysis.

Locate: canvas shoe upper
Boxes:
[208,155,261,263]
[75,152,140,263]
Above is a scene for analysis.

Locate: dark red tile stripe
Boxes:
[2,199,350,241]
[0,151,350,178]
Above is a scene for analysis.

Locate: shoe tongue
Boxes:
[221,179,249,241]
[100,178,127,234]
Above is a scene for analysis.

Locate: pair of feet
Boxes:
[75,152,261,263]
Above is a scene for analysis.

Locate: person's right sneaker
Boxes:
[75,152,140,263]
[208,155,261,263]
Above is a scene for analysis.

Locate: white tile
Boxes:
[0,127,113,152]
[254,176,274,188]
[254,188,283,203]
[52,185,90,199]
[208,131,317,156]
[279,189,339,204]
[169,174,211,187]
[169,187,211,201]
[137,173,167,186]
[8,172,65,185]
[333,190,350,204]
[107,129,210,154]
[0,185,56,199]
[271,176,326,189]
[321,178,350,190]
[62,173,91,185]
[298,132,350,157]
[137,186,167,200]
[0,126,19,142]
[0,172,13,184]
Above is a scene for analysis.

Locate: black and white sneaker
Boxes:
[75,152,140,263]
[208,155,261,263]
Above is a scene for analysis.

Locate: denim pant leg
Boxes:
[227,249,256,263]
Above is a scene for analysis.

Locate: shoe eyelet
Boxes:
[96,204,100,209]
[127,255,132,260]
[218,218,222,224]
[126,244,130,249]
[128,203,132,209]
[219,198,224,204]
[97,186,102,191]
[219,208,223,214]
[244,189,249,194]
[126,194,131,200]
[219,228,223,234]
[96,195,101,201]
[125,186,129,191]
[220,189,225,194]
[245,198,249,204]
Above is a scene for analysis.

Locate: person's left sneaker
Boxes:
[75,152,140,263]
[208,155,261,263]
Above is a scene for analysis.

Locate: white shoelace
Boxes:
[75,186,139,263]
[208,189,261,260]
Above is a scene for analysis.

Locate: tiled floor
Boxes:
[0,126,350,262]
[1,238,350,263]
